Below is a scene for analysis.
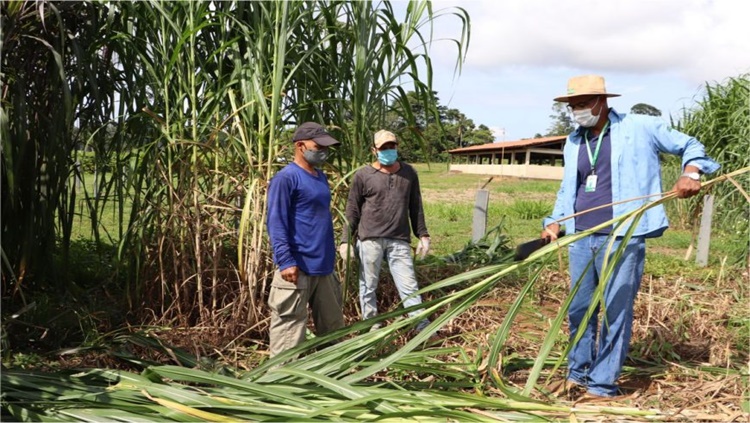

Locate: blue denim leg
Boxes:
[384,239,429,331]
[567,237,599,386]
[357,239,385,321]
[568,234,646,396]
[587,235,645,396]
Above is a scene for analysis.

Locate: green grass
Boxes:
[414,162,742,270]
[413,163,558,256]
[415,163,561,195]
[507,199,554,220]
[66,172,129,245]
[424,202,543,256]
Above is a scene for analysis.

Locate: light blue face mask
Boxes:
[377,149,398,165]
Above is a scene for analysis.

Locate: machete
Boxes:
[514,230,565,261]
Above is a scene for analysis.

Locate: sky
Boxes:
[415,0,750,142]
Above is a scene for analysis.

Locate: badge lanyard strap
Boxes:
[584,120,609,175]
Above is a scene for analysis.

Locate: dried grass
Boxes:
[322,264,747,419]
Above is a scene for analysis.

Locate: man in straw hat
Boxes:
[266,122,345,358]
[541,75,720,399]
[339,129,433,338]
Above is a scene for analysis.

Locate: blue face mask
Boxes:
[377,149,398,165]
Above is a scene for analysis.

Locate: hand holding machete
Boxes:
[513,223,565,261]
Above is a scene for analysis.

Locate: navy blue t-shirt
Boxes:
[575,127,614,233]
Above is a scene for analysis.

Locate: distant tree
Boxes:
[630,103,662,116]
[470,124,495,144]
[385,91,496,161]
[545,102,574,136]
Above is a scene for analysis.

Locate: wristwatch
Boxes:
[681,171,701,181]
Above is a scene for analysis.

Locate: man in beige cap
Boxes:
[340,130,432,336]
[541,75,719,399]
[266,122,345,358]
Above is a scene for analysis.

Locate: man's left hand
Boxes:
[673,176,701,198]
[415,237,431,260]
[280,266,299,284]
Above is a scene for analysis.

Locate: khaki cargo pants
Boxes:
[268,270,344,358]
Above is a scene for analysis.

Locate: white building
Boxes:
[448,135,566,180]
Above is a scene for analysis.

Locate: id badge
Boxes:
[585,174,598,192]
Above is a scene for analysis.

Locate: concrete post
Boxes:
[696,194,714,267]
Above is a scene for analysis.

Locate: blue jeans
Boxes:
[567,234,646,397]
[357,238,429,331]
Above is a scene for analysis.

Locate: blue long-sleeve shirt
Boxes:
[543,108,720,238]
[267,162,335,275]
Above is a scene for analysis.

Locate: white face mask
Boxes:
[570,97,601,128]
[572,109,599,127]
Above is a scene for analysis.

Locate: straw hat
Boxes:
[553,75,620,102]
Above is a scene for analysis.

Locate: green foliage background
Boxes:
[1,0,470,334]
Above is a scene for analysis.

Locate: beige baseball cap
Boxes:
[373,130,397,148]
[554,75,620,103]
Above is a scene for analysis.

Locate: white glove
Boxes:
[338,243,355,261]
[415,237,431,260]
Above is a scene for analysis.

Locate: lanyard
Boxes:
[584,120,609,174]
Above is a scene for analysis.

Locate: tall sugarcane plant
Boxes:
[1,1,116,294]
[1,1,469,332]
[671,74,750,265]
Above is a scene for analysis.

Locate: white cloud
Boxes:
[489,126,505,141]
[431,0,750,84]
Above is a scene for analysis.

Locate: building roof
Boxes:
[448,135,567,154]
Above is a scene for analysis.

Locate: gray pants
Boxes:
[268,270,344,358]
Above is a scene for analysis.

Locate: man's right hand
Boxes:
[541,223,560,241]
[280,266,299,284]
[338,243,355,261]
